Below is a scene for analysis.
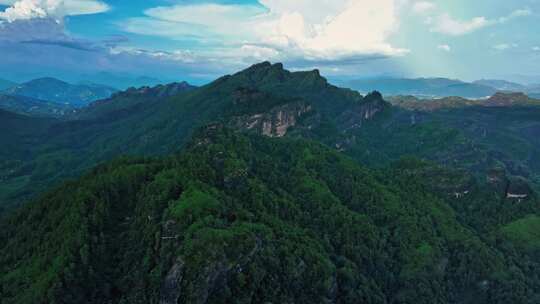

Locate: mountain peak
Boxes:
[231,61,328,90]
[27,77,69,85]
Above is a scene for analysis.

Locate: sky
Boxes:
[0,0,539,85]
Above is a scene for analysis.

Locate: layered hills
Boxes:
[1,63,540,303]
[3,77,117,107]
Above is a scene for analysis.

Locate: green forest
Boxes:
[1,63,540,303]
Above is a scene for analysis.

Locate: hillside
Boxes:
[0,94,75,117]
[2,126,539,303]
[0,63,386,211]
[2,63,540,215]
[3,77,118,107]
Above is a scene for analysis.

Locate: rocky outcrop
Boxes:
[338,91,387,130]
[485,92,532,107]
[237,102,312,137]
[110,81,196,100]
[160,259,186,304]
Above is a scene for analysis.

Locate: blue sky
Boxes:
[0,0,539,85]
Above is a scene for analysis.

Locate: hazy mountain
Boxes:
[0,78,16,90]
[3,77,118,107]
[473,79,528,92]
[0,93,75,117]
[73,81,197,120]
[347,77,497,98]
[79,72,167,90]
[388,92,540,111]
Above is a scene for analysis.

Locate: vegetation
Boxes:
[2,62,540,302]
[2,127,540,303]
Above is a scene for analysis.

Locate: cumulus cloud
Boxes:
[0,0,109,22]
[121,0,408,65]
[428,8,532,36]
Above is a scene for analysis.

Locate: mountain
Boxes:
[347,77,497,98]
[2,126,539,304]
[0,62,384,210]
[0,93,75,117]
[2,62,540,302]
[0,78,16,90]
[3,77,118,107]
[387,92,540,111]
[73,81,197,120]
[473,79,528,92]
[79,72,167,90]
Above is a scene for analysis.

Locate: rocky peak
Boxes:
[485,92,531,106]
[114,81,195,99]
[234,61,328,88]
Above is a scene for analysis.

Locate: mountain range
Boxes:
[78,72,168,90]
[345,77,540,99]
[0,93,76,117]
[2,77,118,107]
[0,78,16,90]
[1,62,540,303]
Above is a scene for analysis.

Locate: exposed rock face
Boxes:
[159,237,263,304]
[485,92,531,106]
[505,176,532,201]
[160,259,185,304]
[339,91,387,130]
[239,102,312,137]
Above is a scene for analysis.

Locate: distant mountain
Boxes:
[0,78,16,90]
[3,63,540,303]
[0,62,383,209]
[388,92,540,112]
[347,77,497,98]
[473,79,528,92]
[79,72,166,90]
[3,77,117,107]
[0,94,75,117]
[74,81,197,120]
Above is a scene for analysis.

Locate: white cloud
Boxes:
[0,0,109,22]
[412,1,435,15]
[429,8,532,36]
[121,0,408,65]
[493,43,517,51]
[437,44,451,52]
[430,13,489,36]
[533,46,540,52]
[498,9,532,23]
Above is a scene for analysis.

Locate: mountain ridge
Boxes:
[3,77,118,107]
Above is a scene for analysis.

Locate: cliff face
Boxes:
[338,92,387,131]
[229,85,388,139]
[241,102,312,137]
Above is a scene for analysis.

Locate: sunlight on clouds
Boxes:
[0,0,109,22]
[121,0,408,64]
[430,14,489,36]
